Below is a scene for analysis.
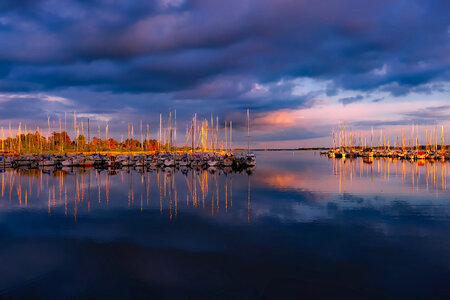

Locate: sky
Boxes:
[0,0,449,148]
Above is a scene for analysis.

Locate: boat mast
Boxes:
[230,121,232,152]
[98,124,101,152]
[194,113,197,152]
[225,120,228,152]
[343,123,346,149]
[159,113,162,152]
[8,121,11,153]
[64,112,67,152]
[191,116,194,153]
[131,124,134,152]
[247,108,250,153]
[338,122,341,149]
[169,110,172,152]
[59,118,62,153]
[216,116,218,153]
[81,121,84,150]
[18,122,21,153]
[174,110,177,151]
[402,130,405,151]
[210,113,214,152]
[146,123,150,151]
[371,126,373,148]
[140,120,143,151]
[87,118,90,152]
[74,111,77,152]
[434,123,437,152]
[192,113,196,153]
[105,123,109,151]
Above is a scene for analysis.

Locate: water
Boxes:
[0,151,449,299]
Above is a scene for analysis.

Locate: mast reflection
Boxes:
[0,166,253,222]
[332,156,448,194]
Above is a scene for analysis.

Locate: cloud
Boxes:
[0,93,72,105]
[0,0,447,95]
[253,111,304,129]
[38,94,72,105]
[0,0,448,145]
[338,95,364,105]
[350,120,413,127]
[403,105,450,121]
[76,113,113,123]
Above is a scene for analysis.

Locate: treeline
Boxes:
[0,131,160,154]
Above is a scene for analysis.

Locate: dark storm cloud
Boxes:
[0,0,447,97]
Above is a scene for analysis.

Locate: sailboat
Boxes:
[38,155,57,166]
[223,155,233,167]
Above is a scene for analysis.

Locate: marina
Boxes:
[0,109,256,172]
[325,124,450,161]
[0,0,449,298]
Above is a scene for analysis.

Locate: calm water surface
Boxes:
[0,151,449,299]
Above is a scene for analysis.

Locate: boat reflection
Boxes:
[3,152,448,224]
[332,156,447,194]
[253,154,448,197]
[0,166,252,222]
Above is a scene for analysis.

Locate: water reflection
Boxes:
[255,154,449,196]
[2,153,450,221]
[331,157,447,194]
[0,152,448,299]
[0,166,252,222]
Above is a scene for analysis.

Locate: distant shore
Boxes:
[252,148,329,151]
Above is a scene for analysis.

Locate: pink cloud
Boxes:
[253,110,305,129]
